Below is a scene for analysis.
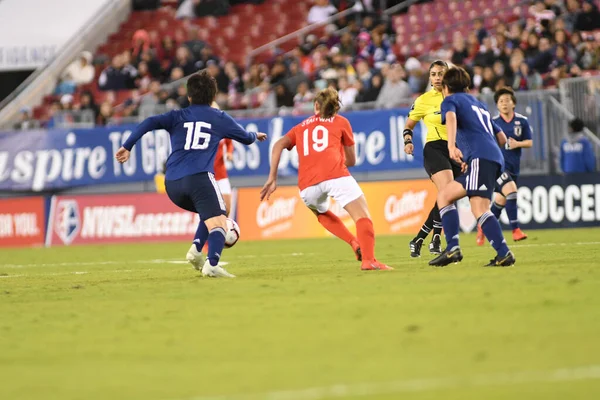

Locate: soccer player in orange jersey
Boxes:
[213,138,233,215]
[260,88,392,271]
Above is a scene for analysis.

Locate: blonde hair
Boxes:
[315,88,341,118]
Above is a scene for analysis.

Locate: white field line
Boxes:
[177,364,600,400]
[0,253,311,269]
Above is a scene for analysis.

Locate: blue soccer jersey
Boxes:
[441,92,504,169]
[492,113,532,176]
[123,104,257,181]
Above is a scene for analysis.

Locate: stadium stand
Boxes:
[8,0,600,129]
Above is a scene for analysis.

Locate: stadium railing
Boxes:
[0,0,130,128]
[547,96,600,173]
[559,76,600,136]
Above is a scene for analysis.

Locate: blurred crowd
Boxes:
[16,0,600,130]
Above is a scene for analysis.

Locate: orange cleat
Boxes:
[351,240,362,261]
[512,228,528,241]
[476,225,485,246]
[361,259,394,271]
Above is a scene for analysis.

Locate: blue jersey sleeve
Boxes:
[522,119,533,140]
[219,111,257,145]
[123,111,175,151]
[492,119,502,135]
[440,97,457,125]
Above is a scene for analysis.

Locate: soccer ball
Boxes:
[224,218,240,248]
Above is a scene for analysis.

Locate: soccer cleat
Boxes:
[429,234,442,255]
[186,244,205,270]
[512,228,528,242]
[409,238,423,258]
[201,259,236,278]
[428,247,463,267]
[351,240,362,261]
[476,225,485,246]
[361,259,393,271]
[484,251,516,267]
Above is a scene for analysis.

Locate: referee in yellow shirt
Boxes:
[403,60,463,258]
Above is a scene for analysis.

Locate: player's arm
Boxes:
[260,134,294,201]
[404,100,423,155]
[116,112,174,163]
[491,119,507,147]
[224,138,234,161]
[510,120,533,149]
[341,118,357,167]
[220,112,266,144]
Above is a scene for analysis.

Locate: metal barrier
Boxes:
[559,76,600,135]
[547,96,600,173]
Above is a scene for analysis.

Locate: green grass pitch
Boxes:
[1,228,600,400]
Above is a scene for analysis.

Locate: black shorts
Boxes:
[456,158,502,199]
[165,172,226,220]
[494,171,518,193]
[423,140,463,178]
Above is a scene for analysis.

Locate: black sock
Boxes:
[431,204,442,238]
[415,205,437,240]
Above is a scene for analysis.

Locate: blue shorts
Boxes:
[165,172,226,220]
[455,158,501,200]
[494,171,518,193]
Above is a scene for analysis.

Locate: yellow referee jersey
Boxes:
[407,89,447,143]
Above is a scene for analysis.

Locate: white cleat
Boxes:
[201,259,236,278]
[186,244,205,270]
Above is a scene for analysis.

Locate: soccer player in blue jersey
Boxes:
[476,87,531,246]
[115,71,267,278]
[429,67,516,267]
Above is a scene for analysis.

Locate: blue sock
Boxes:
[440,204,460,251]
[193,221,209,252]
[505,192,519,230]
[491,200,504,220]
[207,227,227,266]
[479,212,510,257]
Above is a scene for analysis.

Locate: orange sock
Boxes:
[356,218,375,261]
[317,211,356,244]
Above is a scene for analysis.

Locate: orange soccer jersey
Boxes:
[213,139,233,181]
[285,114,355,191]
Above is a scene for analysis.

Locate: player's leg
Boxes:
[300,182,361,261]
[191,172,235,277]
[501,179,527,241]
[328,176,392,270]
[166,178,207,270]
[428,180,467,267]
[217,178,232,216]
[477,191,504,246]
[467,160,515,266]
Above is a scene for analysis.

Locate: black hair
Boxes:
[570,118,584,132]
[494,86,517,105]
[429,60,448,72]
[441,66,471,93]
[186,70,217,105]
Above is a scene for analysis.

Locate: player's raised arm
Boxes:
[260,130,295,201]
[116,112,175,163]
[219,112,266,144]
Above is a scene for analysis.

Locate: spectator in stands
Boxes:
[293,81,314,110]
[60,94,74,112]
[184,27,206,60]
[136,61,153,91]
[169,47,196,77]
[530,36,554,74]
[174,84,190,108]
[451,33,469,66]
[404,57,426,94]
[357,73,382,103]
[45,101,62,129]
[365,31,395,70]
[375,63,411,109]
[474,36,498,68]
[194,45,220,70]
[307,0,337,25]
[336,32,356,57]
[56,51,95,95]
[140,80,162,108]
[574,0,600,31]
[480,66,496,93]
[74,91,99,121]
[96,102,114,126]
[338,77,358,108]
[285,60,309,94]
[513,62,543,90]
[564,0,581,32]
[158,36,177,64]
[132,29,151,58]
[473,18,488,44]
[355,57,372,89]
[322,24,341,48]
[273,83,294,108]
[560,118,596,173]
[13,107,39,131]
[170,67,185,82]
[98,54,137,91]
[138,49,162,79]
[577,37,599,70]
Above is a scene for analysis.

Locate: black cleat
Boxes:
[409,238,423,258]
[429,234,442,255]
[429,247,463,267]
[484,251,516,267]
